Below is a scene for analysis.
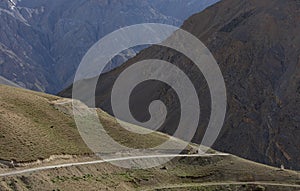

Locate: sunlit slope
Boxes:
[0,85,196,162]
[0,85,91,162]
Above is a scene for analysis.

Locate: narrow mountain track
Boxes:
[0,153,229,177]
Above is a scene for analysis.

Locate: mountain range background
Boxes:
[0,0,218,93]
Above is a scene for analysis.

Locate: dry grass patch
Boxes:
[0,85,91,162]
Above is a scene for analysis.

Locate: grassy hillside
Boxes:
[0,84,197,162]
[0,85,92,162]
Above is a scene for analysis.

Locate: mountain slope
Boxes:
[0,0,219,93]
[0,85,91,162]
[0,86,300,191]
[60,0,300,170]
[0,84,197,163]
[0,0,57,92]
[0,76,21,88]
[184,0,300,170]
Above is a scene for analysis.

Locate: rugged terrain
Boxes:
[0,84,299,191]
[60,0,300,170]
[0,0,218,93]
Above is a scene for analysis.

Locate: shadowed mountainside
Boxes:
[60,0,300,170]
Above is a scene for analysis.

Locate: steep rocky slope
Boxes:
[182,0,300,170]
[0,0,57,92]
[60,0,300,170]
[0,0,218,93]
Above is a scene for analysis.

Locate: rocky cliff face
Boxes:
[185,0,300,170]
[198,0,300,170]
[60,0,300,170]
[0,0,56,91]
[0,0,218,92]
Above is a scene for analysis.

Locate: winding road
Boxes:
[0,153,229,177]
[1,153,299,190]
